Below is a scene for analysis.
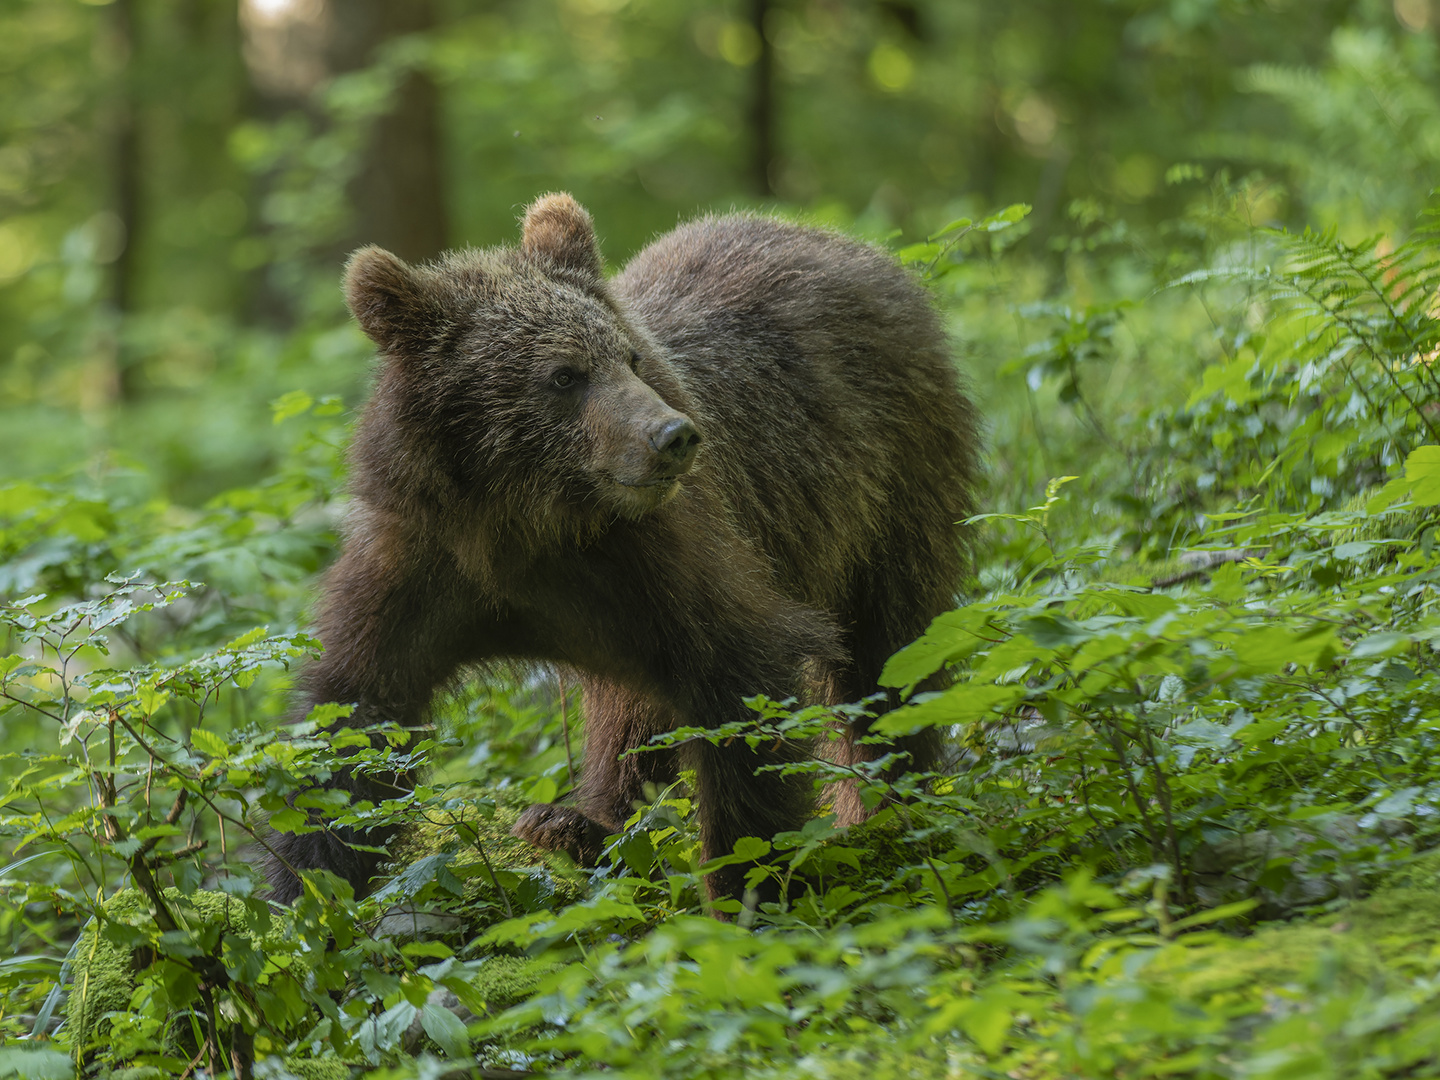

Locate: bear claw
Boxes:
[513,803,609,866]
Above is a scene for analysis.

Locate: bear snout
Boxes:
[647,416,701,475]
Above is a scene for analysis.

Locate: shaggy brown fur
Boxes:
[264,194,980,905]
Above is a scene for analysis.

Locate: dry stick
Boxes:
[197,983,222,1078]
[175,1043,207,1080]
[1151,549,1256,589]
[558,670,576,790]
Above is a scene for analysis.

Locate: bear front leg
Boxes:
[657,597,833,906]
[266,540,490,903]
[682,735,812,906]
[513,678,679,866]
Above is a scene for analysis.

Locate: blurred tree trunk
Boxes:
[327,0,448,263]
[108,0,142,400]
[749,0,774,197]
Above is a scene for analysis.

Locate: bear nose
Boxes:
[649,416,701,471]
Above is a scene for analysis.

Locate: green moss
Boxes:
[280,1058,353,1080]
[834,808,916,884]
[69,887,281,1056]
[468,954,564,1013]
[1379,846,1440,892]
[384,787,588,926]
[100,1058,350,1080]
[1145,879,1440,1007]
[67,916,139,1061]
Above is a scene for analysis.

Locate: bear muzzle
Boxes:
[646,416,701,476]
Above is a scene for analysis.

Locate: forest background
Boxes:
[4,1,1440,1078]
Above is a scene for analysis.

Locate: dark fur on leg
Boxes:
[265,822,397,904]
[683,737,813,906]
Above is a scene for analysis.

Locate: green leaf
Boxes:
[1187,358,1259,408]
[305,702,355,726]
[874,683,1027,735]
[951,986,1025,1055]
[271,389,314,424]
[699,836,772,871]
[980,203,1031,230]
[1367,475,1413,515]
[135,684,170,716]
[614,831,655,877]
[1167,899,1259,933]
[1351,632,1408,658]
[929,216,973,239]
[880,607,996,689]
[268,807,307,834]
[1231,623,1338,675]
[401,940,454,959]
[420,1001,471,1057]
[223,626,268,651]
[1405,445,1440,506]
[1331,540,1378,560]
[0,1046,75,1079]
[191,727,229,758]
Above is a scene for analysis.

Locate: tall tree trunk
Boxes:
[108,0,142,400]
[327,0,448,263]
[749,0,774,198]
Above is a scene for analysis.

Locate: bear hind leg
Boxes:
[824,549,957,825]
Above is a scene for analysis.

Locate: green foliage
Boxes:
[4,3,1440,1077]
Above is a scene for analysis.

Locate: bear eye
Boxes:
[551,370,577,390]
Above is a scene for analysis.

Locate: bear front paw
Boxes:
[513,803,609,866]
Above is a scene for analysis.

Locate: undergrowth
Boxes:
[3,193,1440,1079]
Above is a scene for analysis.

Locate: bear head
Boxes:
[341,193,702,540]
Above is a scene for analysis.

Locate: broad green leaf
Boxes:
[191,727,229,758]
[0,1046,75,1079]
[700,836,772,871]
[614,831,655,877]
[874,683,1027,735]
[271,389,314,424]
[1405,445,1440,506]
[1351,632,1408,658]
[880,607,998,689]
[1187,358,1259,408]
[980,203,1031,230]
[268,807,307,834]
[135,684,169,715]
[528,775,558,805]
[306,703,355,726]
[1332,540,1379,560]
[223,626,268,651]
[420,1001,470,1057]
[1231,623,1338,675]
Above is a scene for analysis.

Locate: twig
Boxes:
[558,670,575,790]
[464,814,515,920]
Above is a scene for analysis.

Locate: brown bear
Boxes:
[265,193,980,905]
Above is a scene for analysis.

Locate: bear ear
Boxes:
[521,193,603,279]
[344,246,433,354]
